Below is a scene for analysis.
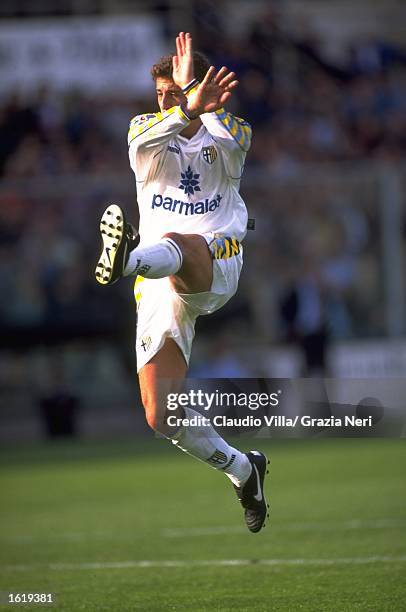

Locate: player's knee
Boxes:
[162,232,186,254]
[145,411,165,433]
[162,232,207,269]
[142,399,166,433]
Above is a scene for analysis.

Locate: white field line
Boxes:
[3,518,406,544]
[162,518,406,538]
[4,556,406,573]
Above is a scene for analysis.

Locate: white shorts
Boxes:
[134,239,243,372]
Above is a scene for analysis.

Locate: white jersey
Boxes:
[128,103,252,246]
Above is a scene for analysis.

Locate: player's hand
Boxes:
[172,31,194,89]
[185,66,239,117]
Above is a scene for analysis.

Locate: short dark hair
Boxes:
[151,51,211,83]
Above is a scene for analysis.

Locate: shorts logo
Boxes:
[179,166,201,196]
[140,336,152,352]
[208,449,228,465]
[202,145,217,164]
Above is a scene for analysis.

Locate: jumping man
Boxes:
[95,32,269,532]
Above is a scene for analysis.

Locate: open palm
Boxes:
[172,32,238,117]
[188,66,238,115]
[172,32,194,88]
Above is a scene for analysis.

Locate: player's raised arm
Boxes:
[173,32,251,153]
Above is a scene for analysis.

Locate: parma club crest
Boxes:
[202,145,217,164]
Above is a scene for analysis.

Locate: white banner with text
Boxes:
[0,16,165,96]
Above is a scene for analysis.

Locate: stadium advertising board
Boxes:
[0,16,165,96]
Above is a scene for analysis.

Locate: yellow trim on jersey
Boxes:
[210,236,241,260]
[128,107,190,145]
[177,105,191,122]
[214,108,252,152]
[134,275,145,307]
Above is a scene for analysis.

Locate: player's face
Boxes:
[155,78,186,112]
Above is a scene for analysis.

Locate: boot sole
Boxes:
[95,204,126,285]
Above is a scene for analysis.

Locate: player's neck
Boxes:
[180,118,202,139]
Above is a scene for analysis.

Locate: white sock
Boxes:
[171,407,252,487]
[124,237,183,278]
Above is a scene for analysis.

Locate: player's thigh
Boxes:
[164,232,213,294]
[138,337,187,432]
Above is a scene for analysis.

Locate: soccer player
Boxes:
[95,32,269,532]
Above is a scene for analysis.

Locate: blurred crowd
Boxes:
[1,3,405,375]
[1,8,406,179]
[197,4,406,170]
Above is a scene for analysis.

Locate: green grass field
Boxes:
[0,437,405,611]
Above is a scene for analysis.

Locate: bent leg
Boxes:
[124,232,213,294]
[163,232,213,294]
